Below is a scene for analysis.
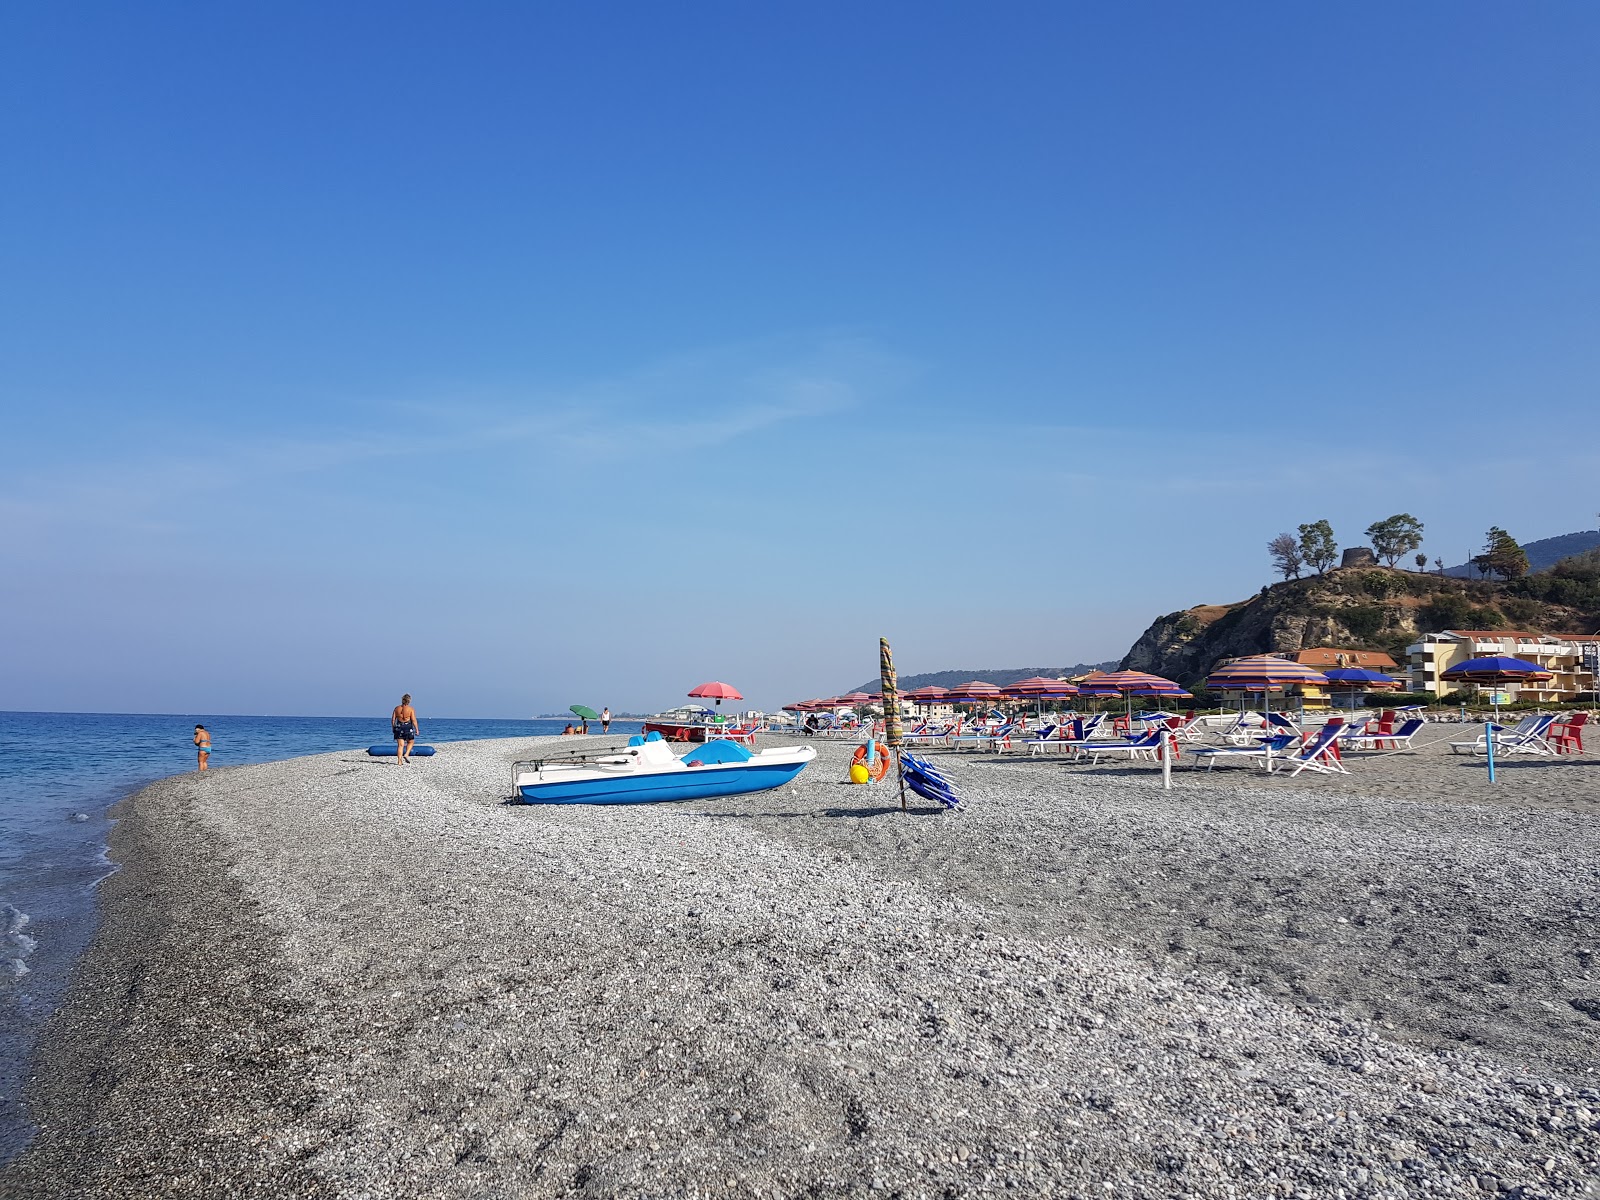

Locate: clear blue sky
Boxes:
[3,3,1597,717]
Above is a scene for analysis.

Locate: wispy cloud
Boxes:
[0,334,913,548]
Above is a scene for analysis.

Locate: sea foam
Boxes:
[1,905,36,978]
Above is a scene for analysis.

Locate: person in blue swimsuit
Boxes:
[194,724,212,771]
[391,694,419,764]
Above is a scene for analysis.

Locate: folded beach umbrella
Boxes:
[688,681,743,707]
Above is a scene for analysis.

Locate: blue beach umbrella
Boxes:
[1440,656,1552,721]
[1321,667,1401,710]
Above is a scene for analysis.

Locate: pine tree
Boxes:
[1365,514,1424,567]
[1297,520,1338,573]
[1483,527,1529,580]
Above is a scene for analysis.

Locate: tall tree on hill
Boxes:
[1298,520,1338,573]
[1483,526,1530,580]
[1365,513,1424,567]
[1267,532,1303,580]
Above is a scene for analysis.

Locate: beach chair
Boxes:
[951,722,1018,752]
[1264,712,1303,742]
[1066,728,1171,764]
[1343,718,1424,753]
[1447,713,1558,757]
[1282,723,1351,776]
[981,723,1025,753]
[1020,724,1060,754]
[903,720,960,746]
[1551,712,1589,755]
[1188,734,1297,771]
[1219,712,1265,745]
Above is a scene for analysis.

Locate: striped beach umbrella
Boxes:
[1075,670,1190,724]
[946,680,1004,703]
[1003,676,1080,719]
[1206,655,1329,720]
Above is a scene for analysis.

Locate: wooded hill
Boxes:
[1119,553,1600,687]
[1441,528,1600,577]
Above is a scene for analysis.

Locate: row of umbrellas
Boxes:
[787,655,1555,722]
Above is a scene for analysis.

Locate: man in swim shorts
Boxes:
[391,694,420,764]
[601,707,611,733]
[194,724,211,771]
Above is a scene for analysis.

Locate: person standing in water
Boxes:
[600,707,611,733]
[391,694,420,764]
[193,724,212,771]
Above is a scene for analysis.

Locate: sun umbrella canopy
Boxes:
[1003,676,1081,698]
[946,680,1004,702]
[836,692,872,705]
[1205,656,1330,691]
[689,681,743,701]
[1083,670,1189,695]
[1322,668,1401,688]
[570,705,600,720]
[1439,656,1551,682]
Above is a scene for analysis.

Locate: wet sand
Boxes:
[4,731,1598,1198]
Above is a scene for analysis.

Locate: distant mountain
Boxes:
[1441,529,1600,577]
[850,663,1119,693]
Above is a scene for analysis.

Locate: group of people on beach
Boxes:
[562,707,611,735]
[192,695,614,773]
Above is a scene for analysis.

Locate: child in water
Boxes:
[194,724,212,771]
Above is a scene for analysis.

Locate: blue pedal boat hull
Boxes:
[517,758,809,804]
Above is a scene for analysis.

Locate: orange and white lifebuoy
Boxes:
[852,743,891,782]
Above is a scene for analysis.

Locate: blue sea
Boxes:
[0,710,642,1165]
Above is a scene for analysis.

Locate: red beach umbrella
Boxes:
[836,692,872,706]
[688,681,743,707]
[946,681,1005,718]
[1003,676,1080,697]
[1002,676,1080,718]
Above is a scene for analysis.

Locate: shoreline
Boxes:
[4,736,1598,1196]
[1,772,328,1198]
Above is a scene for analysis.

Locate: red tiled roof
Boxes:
[1293,647,1399,668]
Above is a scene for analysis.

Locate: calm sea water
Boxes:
[0,710,642,1165]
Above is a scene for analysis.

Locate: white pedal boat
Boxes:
[512,734,815,805]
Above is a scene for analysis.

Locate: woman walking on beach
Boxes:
[193,724,211,771]
[391,694,420,764]
[601,707,611,733]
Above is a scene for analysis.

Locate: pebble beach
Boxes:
[4,732,1598,1199]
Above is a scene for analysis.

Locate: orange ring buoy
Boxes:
[852,744,891,781]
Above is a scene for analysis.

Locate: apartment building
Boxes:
[1407,629,1600,701]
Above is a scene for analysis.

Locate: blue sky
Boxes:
[2,2,1597,717]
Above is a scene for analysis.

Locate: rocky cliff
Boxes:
[1119,567,1597,686]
